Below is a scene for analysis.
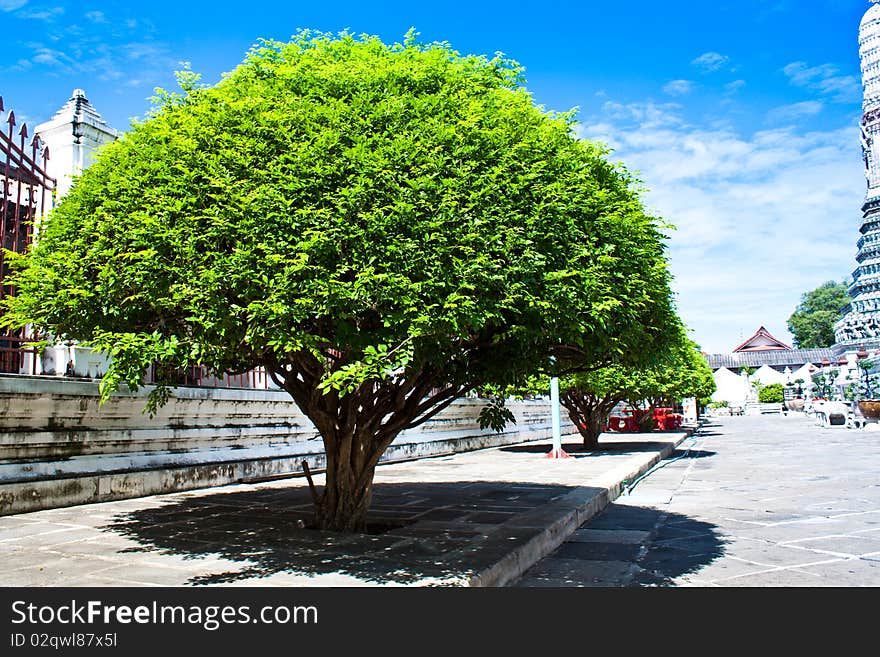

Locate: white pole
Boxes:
[550,375,562,451]
[546,370,570,459]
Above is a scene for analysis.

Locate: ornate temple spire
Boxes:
[834,2,880,350]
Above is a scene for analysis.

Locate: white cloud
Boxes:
[766,100,824,123]
[14,5,63,20]
[663,79,694,96]
[31,46,76,67]
[692,51,729,73]
[19,22,176,91]
[578,101,862,353]
[783,61,860,103]
[0,0,27,11]
[724,79,746,95]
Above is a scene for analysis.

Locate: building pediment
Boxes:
[732,326,792,353]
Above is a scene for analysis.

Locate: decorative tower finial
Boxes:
[833,4,880,351]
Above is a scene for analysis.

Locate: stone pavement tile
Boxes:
[0,515,53,528]
[2,555,124,586]
[672,556,798,584]
[37,538,137,558]
[623,492,671,506]
[780,534,880,557]
[669,575,720,587]
[1,565,78,586]
[2,527,103,549]
[411,508,469,522]
[29,502,163,523]
[42,575,142,587]
[717,567,834,587]
[128,553,245,573]
[0,548,75,573]
[460,511,516,524]
[795,557,880,585]
[584,503,665,529]
[78,563,208,586]
[724,543,845,568]
[721,521,858,543]
[636,543,722,577]
[552,541,642,562]
[566,528,652,544]
[512,576,582,587]
[654,534,730,554]
[0,522,89,542]
[516,558,634,587]
[626,567,718,588]
[802,500,874,515]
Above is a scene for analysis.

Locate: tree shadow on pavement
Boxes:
[516,504,725,587]
[668,449,716,459]
[500,441,674,456]
[101,480,578,586]
[629,509,727,586]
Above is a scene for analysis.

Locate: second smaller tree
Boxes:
[559,332,715,448]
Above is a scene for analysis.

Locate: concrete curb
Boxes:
[468,430,693,587]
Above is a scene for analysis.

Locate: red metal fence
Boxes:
[0,95,56,374]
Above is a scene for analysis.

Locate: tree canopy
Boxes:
[558,328,714,446]
[787,280,850,348]
[3,31,677,530]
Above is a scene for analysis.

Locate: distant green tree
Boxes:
[787,280,850,348]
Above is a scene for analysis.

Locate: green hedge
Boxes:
[758,383,785,403]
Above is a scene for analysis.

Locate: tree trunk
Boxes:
[561,389,620,451]
[316,436,378,532]
[579,410,604,449]
[267,353,466,532]
[306,410,401,533]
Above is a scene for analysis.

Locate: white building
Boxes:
[32,90,119,378]
[705,326,835,406]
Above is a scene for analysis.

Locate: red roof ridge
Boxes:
[731,325,793,353]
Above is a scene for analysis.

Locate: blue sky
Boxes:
[1,0,873,353]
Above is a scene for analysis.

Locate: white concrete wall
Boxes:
[0,375,577,514]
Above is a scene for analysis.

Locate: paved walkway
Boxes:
[0,431,688,587]
[515,413,880,587]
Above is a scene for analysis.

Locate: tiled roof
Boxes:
[731,325,793,352]
[705,348,835,370]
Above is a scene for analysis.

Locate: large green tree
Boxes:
[787,280,850,348]
[3,32,675,531]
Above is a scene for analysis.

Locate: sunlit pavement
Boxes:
[514,413,880,587]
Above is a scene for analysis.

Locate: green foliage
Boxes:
[787,280,850,348]
[843,359,879,401]
[478,396,516,433]
[708,400,728,408]
[812,368,838,399]
[558,323,717,409]
[552,324,715,438]
[2,30,675,412]
[757,383,784,403]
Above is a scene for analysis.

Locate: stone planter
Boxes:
[785,398,804,412]
[858,400,880,418]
